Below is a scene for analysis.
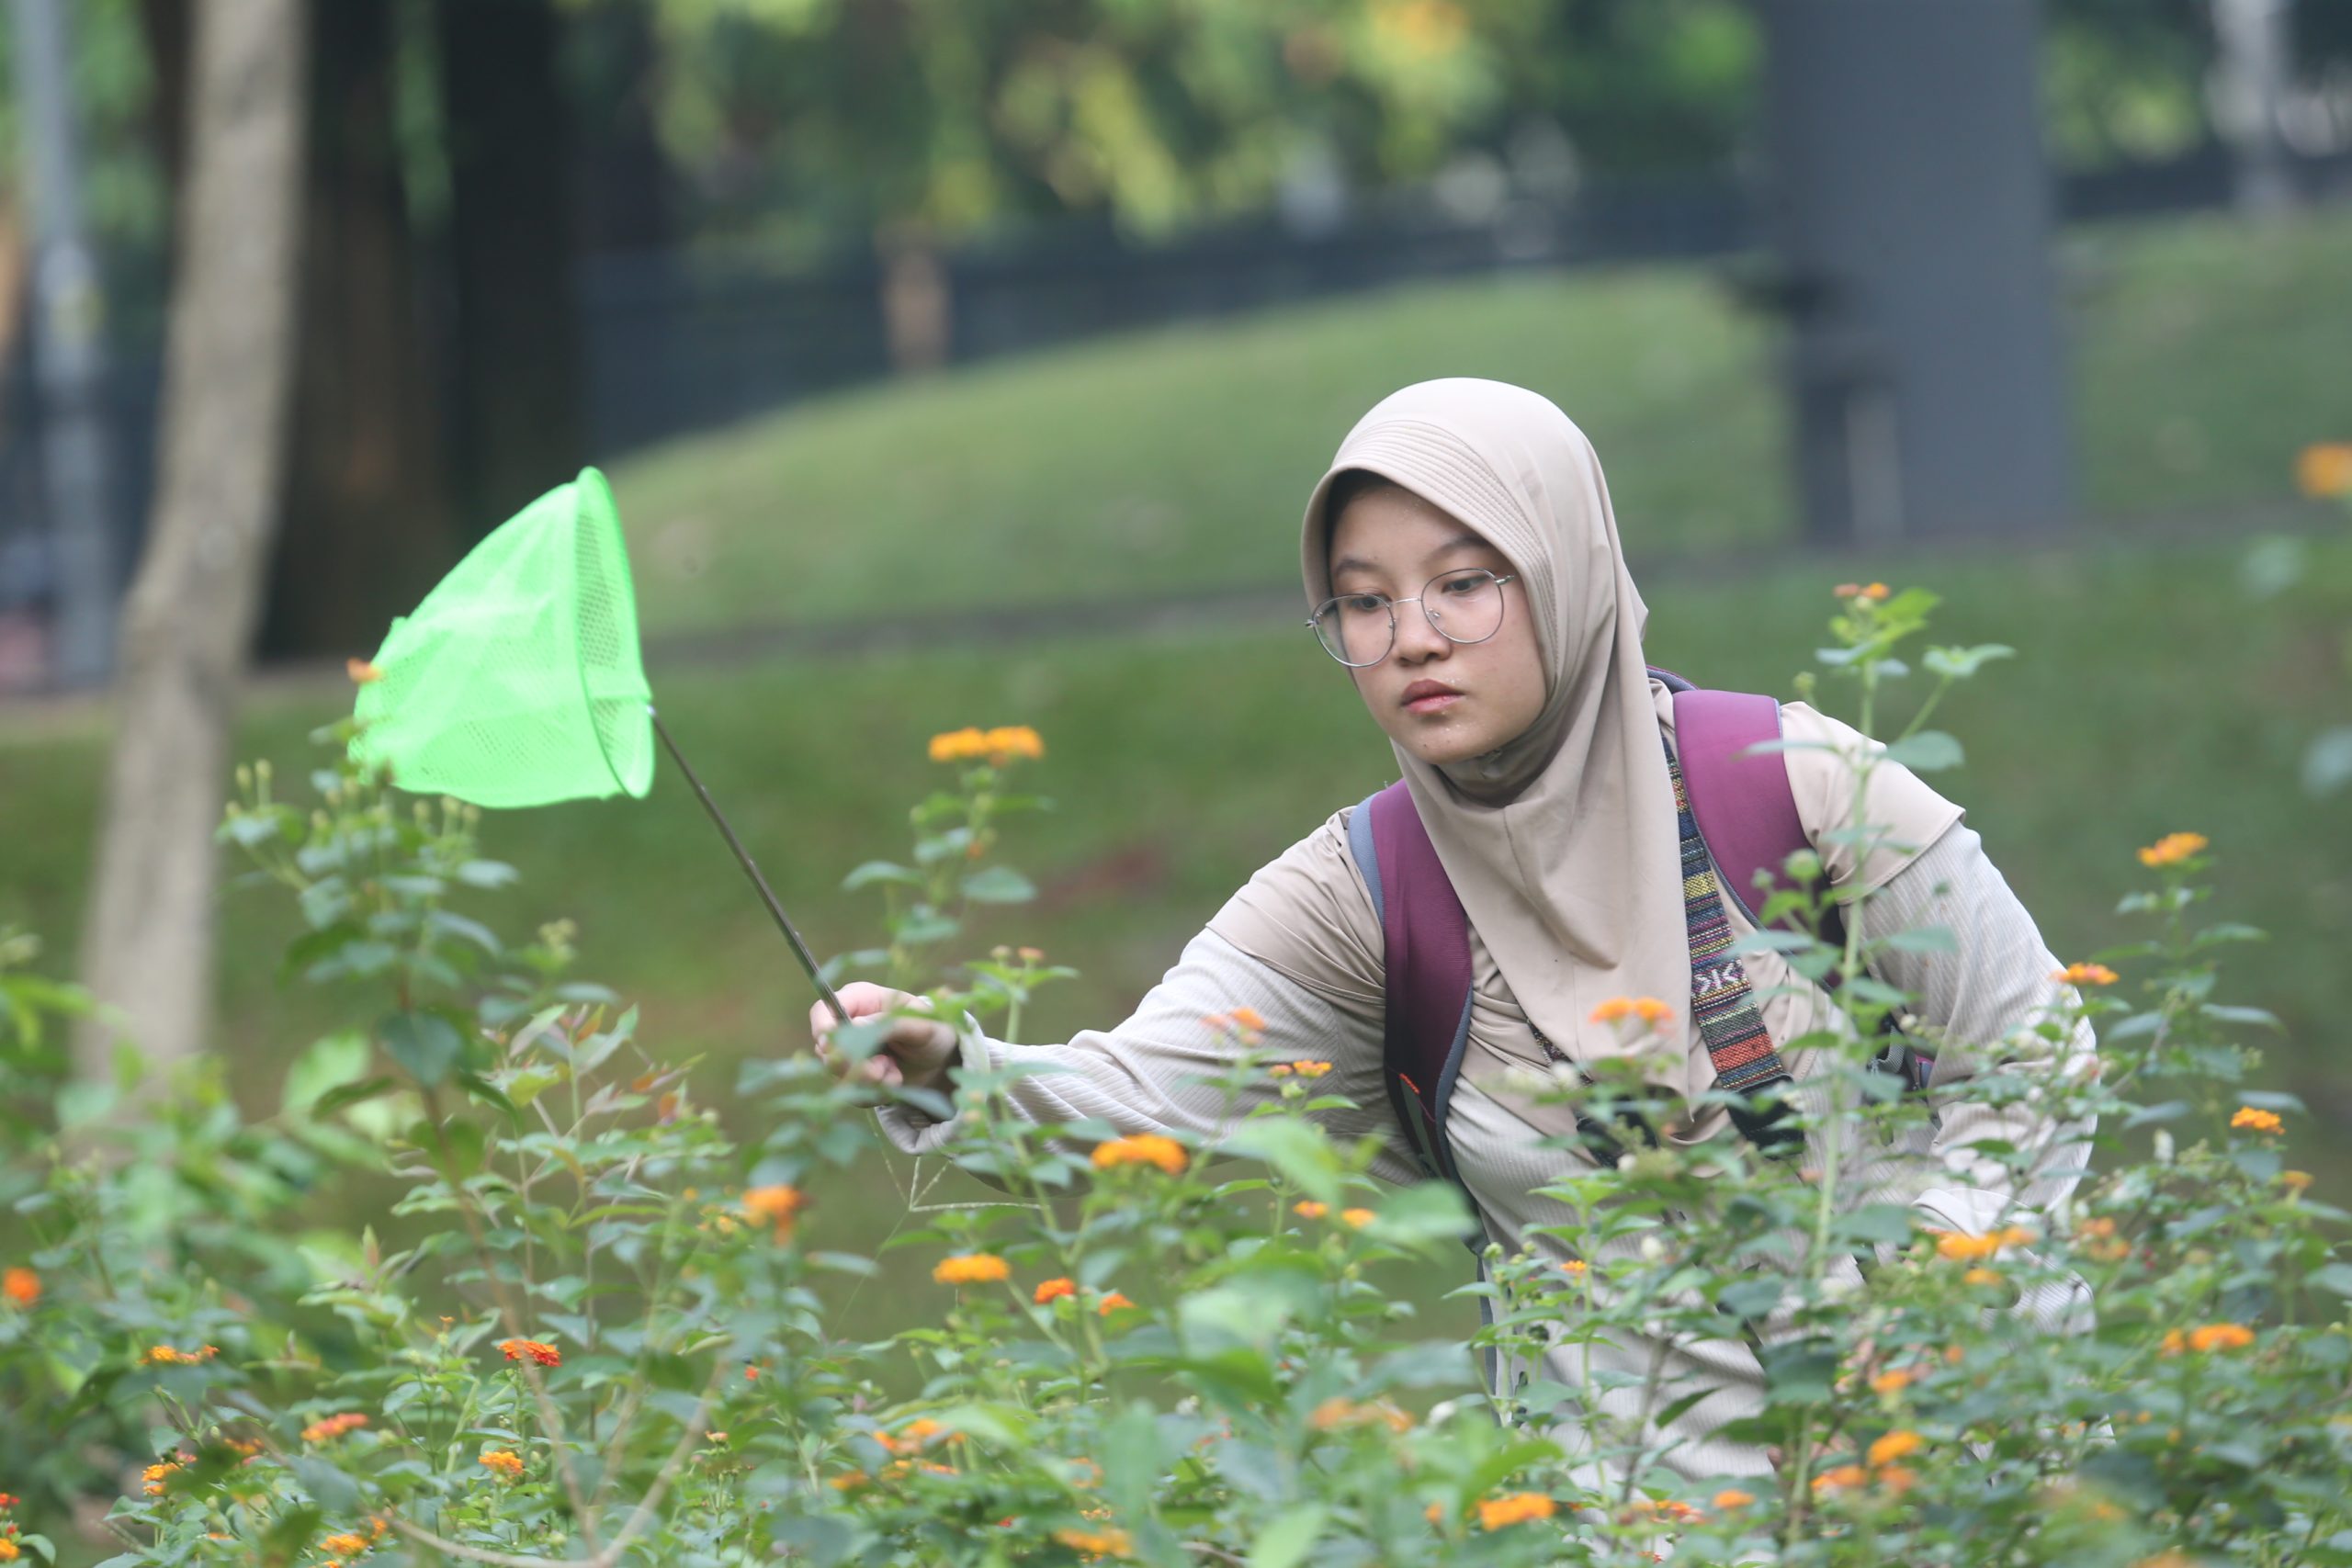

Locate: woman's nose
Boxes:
[1391,601,1450,662]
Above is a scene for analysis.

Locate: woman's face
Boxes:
[1326,485,1546,767]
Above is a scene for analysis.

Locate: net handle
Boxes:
[649,705,849,1025]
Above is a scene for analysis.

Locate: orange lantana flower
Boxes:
[933,1254,1011,1286]
[2137,832,2208,868]
[2054,963,2119,987]
[2230,1106,2283,1134]
[1589,996,1673,1027]
[498,1338,561,1368]
[479,1449,525,1481]
[2296,441,2352,499]
[2,1268,37,1306]
[741,1184,805,1243]
[1476,1493,1556,1529]
[1091,1134,1188,1175]
[1034,1277,1077,1305]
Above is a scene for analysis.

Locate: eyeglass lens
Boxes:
[1311,569,1509,667]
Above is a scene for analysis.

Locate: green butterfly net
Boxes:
[351,467,654,808]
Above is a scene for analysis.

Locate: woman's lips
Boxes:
[1402,683,1464,715]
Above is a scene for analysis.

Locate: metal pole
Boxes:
[8,0,120,686]
[648,705,850,1024]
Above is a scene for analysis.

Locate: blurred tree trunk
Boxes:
[259,0,454,658]
[435,0,585,532]
[75,0,307,1078]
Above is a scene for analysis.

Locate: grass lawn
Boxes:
[605,206,2352,640]
[3,206,2350,1353]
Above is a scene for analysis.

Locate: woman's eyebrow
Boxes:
[1329,533,1493,582]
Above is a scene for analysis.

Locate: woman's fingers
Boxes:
[808,983,952,1087]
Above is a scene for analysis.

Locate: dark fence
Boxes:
[3,142,2349,631]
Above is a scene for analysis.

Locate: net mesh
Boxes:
[349,468,654,808]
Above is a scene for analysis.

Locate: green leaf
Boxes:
[2308,1263,2352,1297]
[1921,643,2014,679]
[456,859,518,888]
[283,1029,372,1116]
[842,860,922,890]
[960,866,1036,904]
[1220,1119,1341,1203]
[286,1455,358,1514]
[380,1010,464,1087]
[1882,730,1963,773]
[1248,1505,1329,1568]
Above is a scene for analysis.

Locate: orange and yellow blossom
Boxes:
[2282,1169,2313,1194]
[498,1338,561,1368]
[933,1254,1011,1286]
[1870,1367,1915,1396]
[1476,1493,1556,1529]
[1268,1060,1333,1078]
[1590,996,1673,1027]
[0,1541,19,1562]
[1869,1430,1922,1467]
[2054,962,2119,987]
[1713,1489,1756,1509]
[2231,1106,2283,1134]
[2297,442,2352,500]
[1293,1201,1328,1220]
[1034,1277,1077,1305]
[479,1450,525,1481]
[319,1533,372,1556]
[302,1413,370,1443]
[2138,832,2208,869]
[2188,1323,2256,1353]
[141,1461,181,1496]
[2,1268,37,1306]
[1097,1292,1136,1315]
[1052,1527,1133,1559]
[141,1344,220,1366]
[1091,1134,1188,1175]
[1811,1464,1870,1493]
[740,1185,805,1243]
[1559,1258,1589,1278]
[1340,1208,1376,1229]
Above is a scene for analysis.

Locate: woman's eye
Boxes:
[1341,595,1387,615]
[1440,574,1485,596]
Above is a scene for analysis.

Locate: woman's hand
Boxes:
[809,982,959,1091]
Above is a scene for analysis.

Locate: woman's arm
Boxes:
[820,929,1416,1186]
[1863,820,2099,1228]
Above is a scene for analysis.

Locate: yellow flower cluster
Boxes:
[302,1413,370,1443]
[141,1344,220,1366]
[1268,1060,1333,1078]
[2053,962,2119,987]
[2230,1106,2283,1134]
[1294,1201,1327,1219]
[2298,441,2352,499]
[1203,1007,1266,1040]
[141,1461,180,1497]
[1340,1208,1376,1229]
[741,1184,805,1243]
[1052,1527,1133,1560]
[2160,1322,2256,1355]
[1091,1133,1189,1175]
[1713,1488,1756,1509]
[1834,581,1891,602]
[933,1254,1011,1286]
[1308,1397,1413,1434]
[1932,1225,2034,1262]
[927,726,1045,765]
[1476,1492,1557,1529]
[1590,996,1673,1027]
[2137,831,2208,868]
[479,1449,525,1480]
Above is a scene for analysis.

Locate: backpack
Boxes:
[1343,667,1930,1180]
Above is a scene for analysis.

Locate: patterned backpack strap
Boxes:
[1665,737,1804,1153]
[1665,674,1934,1093]
[1349,782,1472,1182]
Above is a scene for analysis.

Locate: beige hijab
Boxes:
[1295,378,1704,1098]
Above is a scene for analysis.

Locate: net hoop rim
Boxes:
[568,465,654,798]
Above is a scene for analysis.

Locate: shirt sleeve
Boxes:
[1863,819,2100,1226]
[875,926,1423,1189]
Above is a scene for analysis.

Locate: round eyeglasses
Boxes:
[1306,568,1518,668]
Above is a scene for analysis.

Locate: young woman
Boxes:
[810,378,2095,1486]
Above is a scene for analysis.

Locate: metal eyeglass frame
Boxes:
[1306,568,1519,668]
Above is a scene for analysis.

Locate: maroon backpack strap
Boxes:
[1666,683,1838,948]
[1350,782,1470,1182]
